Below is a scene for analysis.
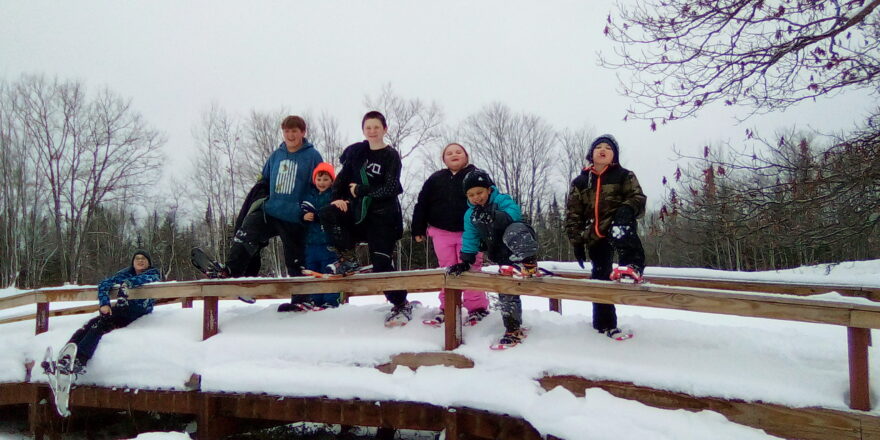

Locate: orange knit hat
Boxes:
[312,162,336,184]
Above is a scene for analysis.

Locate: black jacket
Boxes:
[332,141,404,237]
[411,164,475,236]
[234,178,270,232]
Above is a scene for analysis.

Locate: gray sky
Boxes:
[2,0,875,206]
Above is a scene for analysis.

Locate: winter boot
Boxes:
[604,327,634,341]
[491,328,527,350]
[464,308,490,326]
[327,250,361,275]
[385,302,414,327]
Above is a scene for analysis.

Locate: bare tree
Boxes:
[461,103,557,220]
[364,83,445,160]
[12,75,164,283]
[601,0,880,124]
[557,126,596,183]
[304,110,345,168]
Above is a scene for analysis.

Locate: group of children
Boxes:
[63,111,648,375]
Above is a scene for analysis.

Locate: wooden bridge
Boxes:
[1,269,879,439]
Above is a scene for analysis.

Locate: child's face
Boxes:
[283,127,305,148]
[362,118,387,144]
[314,173,333,191]
[443,144,468,171]
[133,255,150,273]
[466,186,491,206]
[592,143,615,167]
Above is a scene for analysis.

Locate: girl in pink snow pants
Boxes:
[412,143,490,322]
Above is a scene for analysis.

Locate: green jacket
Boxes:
[565,164,646,247]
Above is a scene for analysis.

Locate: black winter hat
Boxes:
[587,134,620,163]
[462,168,494,193]
[132,249,152,268]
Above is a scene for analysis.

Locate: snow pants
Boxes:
[589,223,645,331]
[227,209,306,278]
[68,305,149,365]
[428,226,489,313]
[304,243,341,307]
[320,204,407,306]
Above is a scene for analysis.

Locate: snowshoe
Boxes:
[49,342,78,417]
[464,308,490,326]
[190,247,228,278]
[385,302,414,328]
[604,327,634,341]
[490,328,528,350]
[278,301,325,313]
[422,311,445,327]
[610,266,643,284]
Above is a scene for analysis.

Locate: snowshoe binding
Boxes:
[385,302,414,327]
[422,311,445,327]
[490,328,528,350]
[610,266,643,284]
[464,308,490,326]
[604,327,634,341]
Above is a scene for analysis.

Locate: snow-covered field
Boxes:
[2,260,880,439]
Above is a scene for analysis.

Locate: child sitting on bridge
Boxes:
[63,250,162,374]
[447,169,539,349]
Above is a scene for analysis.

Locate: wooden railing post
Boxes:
[848,327,871,411]
[203,297,219,340]
[444,289,463,350]
[549,299,562,314]
[182,298,193,308]
[35,303,49,335]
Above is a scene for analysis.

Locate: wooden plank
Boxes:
[444,289,462,350]
[446,272,880,328]
[550,270,880,300]
[0,298,182,326]
[0,291,37,311]
[376,352,475,374]
[203,297,219,340]
[539,375,877,440]
[848,327,871,411]
[35,303,48,335]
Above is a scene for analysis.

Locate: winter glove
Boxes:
[116,284,129,307]
[572,244,587,269]
[353,184,372,198]
[613,205,636,226]
[300,201,316,214]
[472,204,495,226]
[447,261,471,276]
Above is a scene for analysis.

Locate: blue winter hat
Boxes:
[587,134,620,163]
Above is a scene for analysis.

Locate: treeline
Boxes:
[2,75,877,289]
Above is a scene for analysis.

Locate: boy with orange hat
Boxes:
[279,162,340,311]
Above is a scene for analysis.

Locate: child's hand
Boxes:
[414,235,425,243]
[99,305,112,315]
[304,212,315,221]
[349,183,358,197]
[331,199,349,212]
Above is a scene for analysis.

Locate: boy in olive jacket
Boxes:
[564,134,646,340]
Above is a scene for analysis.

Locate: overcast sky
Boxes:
[2,0,875,206]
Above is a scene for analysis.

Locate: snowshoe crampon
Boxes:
[490,328,528,350]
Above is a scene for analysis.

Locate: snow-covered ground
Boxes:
[2,260,880,439]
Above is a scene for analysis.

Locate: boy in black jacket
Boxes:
[320,111,411,327]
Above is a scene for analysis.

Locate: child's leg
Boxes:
[367,232,407,307]
[588,239,617,331]
[319,204,356,254]
[428,226,459,310]
[273,218,307,277]
[610,221,646,272]
[69,307,144,365]
[459,246,489,312]
[309,245,341,306]
[226,210,275,277]
[498,293,522,332]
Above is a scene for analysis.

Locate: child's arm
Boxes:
[97,268,134,307]
[411,177,433,238]
[564,184,589,246]
[492,194,523,223]
[460,208,481,255]
[354,152,402,200]
[122,268,162,289]
[620,171,647,218]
